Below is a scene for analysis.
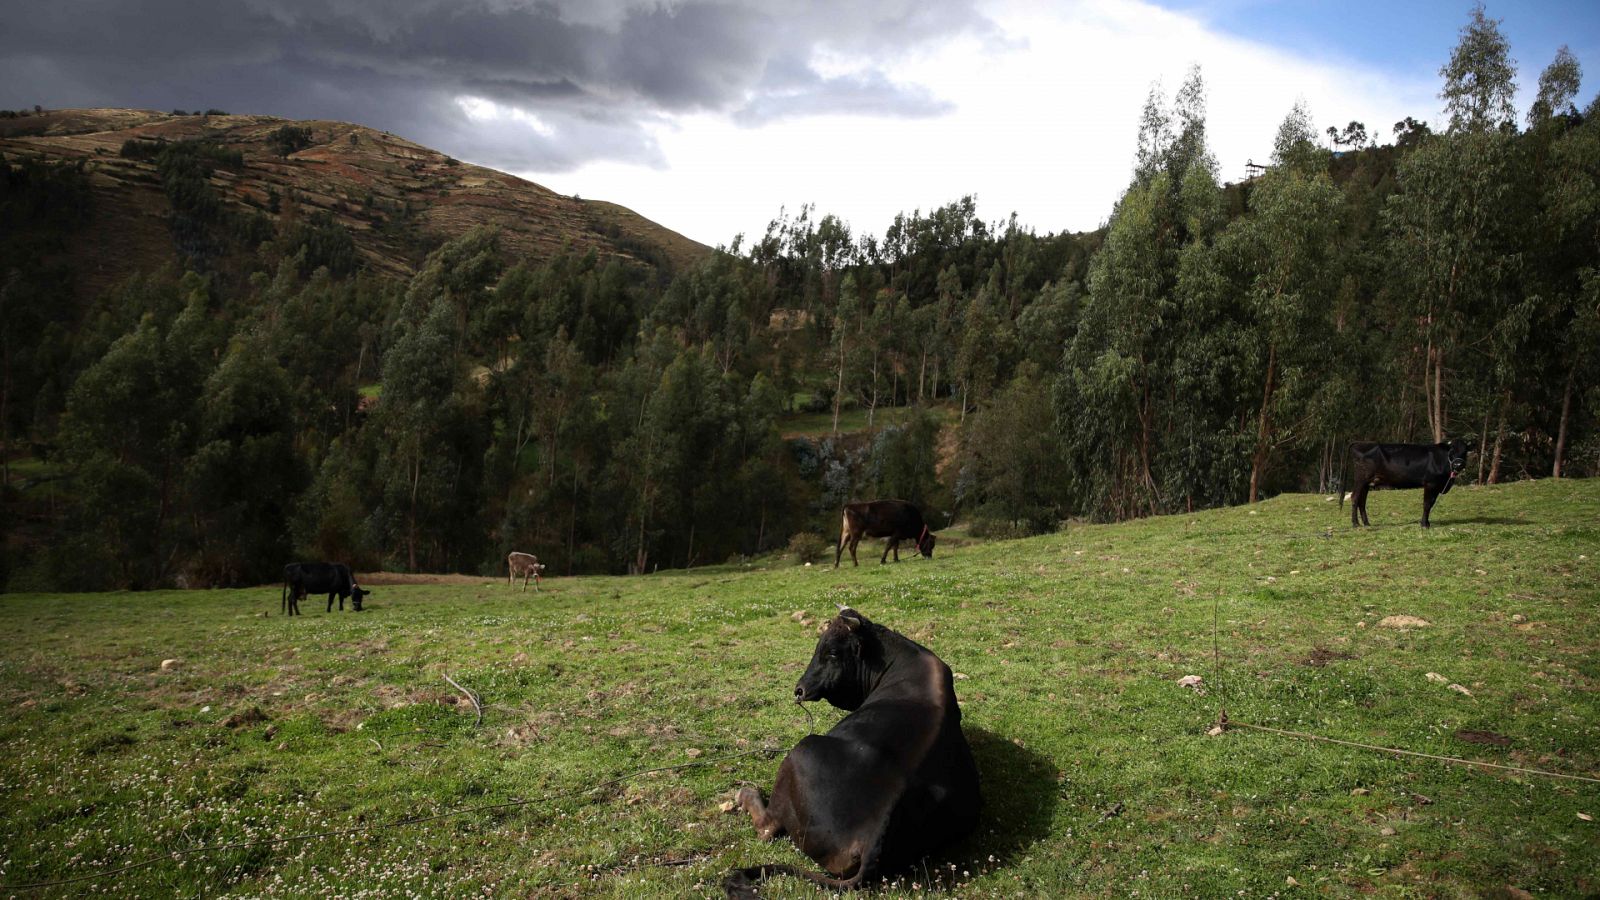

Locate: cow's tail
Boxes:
[723,863,868,898]
[1339,441,1349,509]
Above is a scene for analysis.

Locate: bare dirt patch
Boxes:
[221,706,270,728]
[357,572,495,586]
[1454,729,1513,747]
[1303,647,1356,667]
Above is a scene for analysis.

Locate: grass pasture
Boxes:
[2,480,1598,897]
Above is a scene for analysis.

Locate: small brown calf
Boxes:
[507,551,545,591]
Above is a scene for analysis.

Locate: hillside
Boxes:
[0,108,709,299]
[1,479,1596,896]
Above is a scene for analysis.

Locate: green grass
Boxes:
[2,480,1598,897]
[779,402,954,438]
[5,457,55,478]
[4,456,74,513]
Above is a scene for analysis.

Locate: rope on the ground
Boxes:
[1216,714,1600,785]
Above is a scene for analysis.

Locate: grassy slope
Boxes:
[1,480,1597,897]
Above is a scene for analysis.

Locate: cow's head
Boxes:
[351,585,370,611]
[1444,437,1476,476]
[918,531,937,559]
[795,608,881,711]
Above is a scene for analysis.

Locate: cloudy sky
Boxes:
[5,0,1596,246]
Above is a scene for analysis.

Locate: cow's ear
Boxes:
[837,607,866,631]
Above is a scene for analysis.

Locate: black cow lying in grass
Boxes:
[1344,438,1476,528]
[281,562,369,616]
[835,499,936,567]
[725,607,980,896]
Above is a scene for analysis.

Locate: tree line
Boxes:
[1,7,1595,589]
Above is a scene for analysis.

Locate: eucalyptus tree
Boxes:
[1383,5,1521,446]
[865,407,942,513]
[1440,4,1518,134]
[961,364,1068,534]
[1527,46,1581,127]
[814,214,855,433]
[1234,103,1346,501]
[372,291,471,571]
[736,372,796,555]
[56,283,221,587]
[1058,67,1218,519]
[187,335,304,585]
[1537,73,1599,477]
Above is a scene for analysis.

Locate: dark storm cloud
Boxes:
[1,0,998,171]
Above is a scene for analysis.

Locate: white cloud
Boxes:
[513,0,1438,247]
[455,95,557,137]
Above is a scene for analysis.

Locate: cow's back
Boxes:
[828,643,978,868]
[846,500,924,537]
[286,562,347,592]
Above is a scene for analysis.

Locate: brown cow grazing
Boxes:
[725,607,980,896]
[835,499,936,568]
[507,551,545,591]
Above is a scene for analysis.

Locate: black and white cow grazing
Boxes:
[281,563,369,615]
[725,607,980,896]
[1344,438,1477,528]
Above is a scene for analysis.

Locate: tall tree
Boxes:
[1237,103,1345,501]
[1539,77,1599,477]
[1440,4,1518,134]
[56,283,220,587]
[1057,68,1218,518]
[187,336,305,585]
[372,292,464,571]
[961,365,1067,534]
[1384,7,1522,444]
[1528,46,1581,127]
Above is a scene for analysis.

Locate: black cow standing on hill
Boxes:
[724,607,981,896]
[1344,438,1476,528]
[835,500,936,567]
[281,563,369,615]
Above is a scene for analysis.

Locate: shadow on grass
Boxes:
[1343,516,1527,529]
[920,726,1059,886]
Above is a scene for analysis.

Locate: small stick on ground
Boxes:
[443,673,483,727]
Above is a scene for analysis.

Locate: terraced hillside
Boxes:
[0,108,708,299]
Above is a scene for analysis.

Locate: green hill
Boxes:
[2,478,1596,896]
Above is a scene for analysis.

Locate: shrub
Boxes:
[784,531,830,565]
[270,125,314,158]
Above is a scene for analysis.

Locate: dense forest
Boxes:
[1,9,1595,590]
